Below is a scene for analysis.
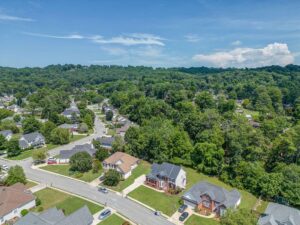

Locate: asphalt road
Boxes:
[0,114,175,225]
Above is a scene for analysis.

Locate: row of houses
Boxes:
[0,183,93,225]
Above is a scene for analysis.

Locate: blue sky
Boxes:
[0,0,300,68]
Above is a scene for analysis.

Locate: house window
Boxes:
[203,200,211,208]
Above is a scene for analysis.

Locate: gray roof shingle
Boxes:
[15,206,93,225]
[182,181,241,208]
[59,144,95,159]
[146,162,182,182]
[258,203,300,225]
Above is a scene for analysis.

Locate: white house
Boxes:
[0,183,36,224]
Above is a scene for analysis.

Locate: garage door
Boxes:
[184,200,197,209]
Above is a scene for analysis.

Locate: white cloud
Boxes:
[193,43,294,68]
[23,32,84,39]
[0,14,34,22]
[23,32,165,46]
[184,34,201,42]
[101,47,127,56]
[231,40,242,46]
[91,34,164,46]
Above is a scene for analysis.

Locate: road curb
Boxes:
[126,196,170,219]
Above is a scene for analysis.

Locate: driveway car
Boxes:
[99,209,111,220]
[178,204,187,213]
[179,212,189,222]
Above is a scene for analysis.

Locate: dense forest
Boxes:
[0,64,300,207]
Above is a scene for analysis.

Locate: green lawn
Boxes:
[256,200,269,214]
[25,180,38,189]
[105,161,151,192]
[70,134,87,141]
[128,167,259,217]
[128,185,181,216]
[97,214,126,225]
[7,144,58,160]
[185,215,220,225]
[41,164,103,182]
[34,188,102,215]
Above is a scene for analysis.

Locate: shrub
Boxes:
[37,206,44,212]
[122,222,131,225]
[103,169,121,186]
[69,151,92,172]
[35,197,41,206]
[21,209,28,217]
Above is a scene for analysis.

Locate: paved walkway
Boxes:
[122,175,146,196]
[29,183,47,193]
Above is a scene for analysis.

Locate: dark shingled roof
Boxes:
[146,162,182,182]
[182,181,241,208]
[258,203,300,225]
[59,144,95,159]
[96,136,115,147]
[15,206,93,225]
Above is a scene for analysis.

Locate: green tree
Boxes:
[0,109,13,120]
[40,121,56,143]
[69,151,92,172]
[5,165,26,185]
[92,159,102,173]
[95,147,109,161]
[50,128,70,144]
[78,123,89,133]
[84,114,94,129]
[220,209,257,225]
[112,136,125,153]
[192,142,224,175]
[32,149,47,161]
[195,91,215,111]
[103,169,121,186]
[105,110,113,121]
[0,134,7,153]
[258,172,283,199]
[6,139,21,157]
[22,116,42,134]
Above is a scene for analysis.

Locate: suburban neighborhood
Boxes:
[1,95,299,225]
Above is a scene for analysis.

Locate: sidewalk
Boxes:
[29,183,47,193]
[122,174,145,196]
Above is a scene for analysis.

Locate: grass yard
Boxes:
[25,180,38,189]
[128,185,181,216]
[70,134,87,141]
[105,161,151,192]
[8,144,58,160]
[41,164,103,182]
[34,188,102,215]
[185,215,220,225]
[97,214,126,225]
[128,167,259,217]
[256,200,269,214]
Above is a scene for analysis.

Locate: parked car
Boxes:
[98,187,108,194]
[99,209,111,220]
[33,159,46,165]
[99,173,105,181]
[178,204,187,213]
[179,212,189,222]
[1,165,9,171]
[47,157,57,164]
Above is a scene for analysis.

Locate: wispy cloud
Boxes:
[23,32,165,46]
[231,40,242,46]
[184,34,201,43]
[0,14,34,22]
[193,42,294,68]
[23,32,84,39]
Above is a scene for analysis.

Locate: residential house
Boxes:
[145,162,186,191]
[15,205,93,225]
[7,104,21,113]
[0,130,13,141]
[19,132,46,150]
[116,123,132,137]
[0,183,36,224]
[96,136,115,149]
[182,181,241,217]
[62,101,80,119]
[58,123,79,132]
[102,152,139,179]
[58,144,95,164]
[258,202,300,225]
